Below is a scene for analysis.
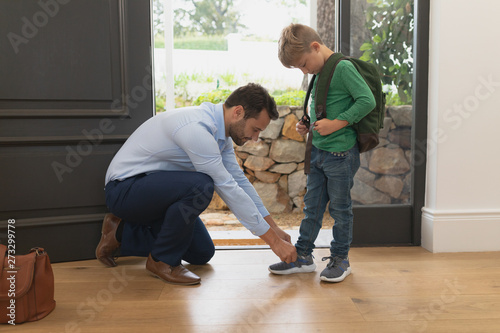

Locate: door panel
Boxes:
[0,0,153,262]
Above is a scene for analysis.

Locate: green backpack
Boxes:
[302,52,386,173]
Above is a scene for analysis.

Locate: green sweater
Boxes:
[310,60,376,152]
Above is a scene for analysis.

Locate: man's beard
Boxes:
[228,118,248,146]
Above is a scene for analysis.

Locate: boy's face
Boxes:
[292,43,324,75]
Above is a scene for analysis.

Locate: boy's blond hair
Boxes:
[278,23,324,68]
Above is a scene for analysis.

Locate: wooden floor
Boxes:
[6,247,500,333]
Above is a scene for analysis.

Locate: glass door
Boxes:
[335,0,429,246]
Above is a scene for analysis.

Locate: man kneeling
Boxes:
[96,83,297,285]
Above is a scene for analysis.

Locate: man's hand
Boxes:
[263,215,291,243]
[273,226,291,243]
[259,227,297,263]
[270,238,297,263]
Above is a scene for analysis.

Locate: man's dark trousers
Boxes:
[105,171,215,266]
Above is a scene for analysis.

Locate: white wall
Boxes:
[422,0,500,252]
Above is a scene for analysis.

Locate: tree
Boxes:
[174,0,245,36]
[360,0,414,103]
[316,0,336,49]
[305,0,335,90]
[153,0,165,37]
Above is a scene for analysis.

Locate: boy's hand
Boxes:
[313,119,349,136]
[296,120,309,136]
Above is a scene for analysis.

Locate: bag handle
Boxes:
[29,247,45,256]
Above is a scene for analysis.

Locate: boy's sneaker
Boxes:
[320,256,351,282]
[268,254,316,275]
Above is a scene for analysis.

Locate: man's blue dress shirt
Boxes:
[105,102,270,236]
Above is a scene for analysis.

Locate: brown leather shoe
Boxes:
[95,213,122,267]
[146,254,201,285]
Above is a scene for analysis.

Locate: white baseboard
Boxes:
[422,208,500,253]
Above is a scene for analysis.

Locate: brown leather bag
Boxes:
[0,244,56,324]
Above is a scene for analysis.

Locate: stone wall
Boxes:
[209,105,413,212]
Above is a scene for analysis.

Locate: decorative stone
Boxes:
[278,174,288,193]
[388,105,413,127]
[255,171,281,183]
[244,155,275,171]
[403,173,411,190]
[398,193,410,204]
[235,151,249,160]
[388,129,412,149]
[293,109,303,120]
[293,196,305,211]
[253,182,292,213]
[288,170,307,198]
[360,150,372,169]
[355,168,376,186]
[269,139,305,163]
[374,175,404,198]
[405,149,412,165]
[379,117,393,138]
[245,174,256,183]
[259,118,284,140]
[376,138,390,148]
[269,163,297,174]
[368,147,410,175]
[277,105,291,117]
[282,114,304,142]
[351,179,391,204]
[237,140,270,156]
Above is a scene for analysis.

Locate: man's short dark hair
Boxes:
[224,83,278,120]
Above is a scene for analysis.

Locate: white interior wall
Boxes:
[422,0,500,252]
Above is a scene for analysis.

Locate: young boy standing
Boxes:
[269,23,375,282]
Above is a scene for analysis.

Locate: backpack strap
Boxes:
[301,74,316,128]
[303,52,347,174]
[301,75,316,173]
[315,53,347,120]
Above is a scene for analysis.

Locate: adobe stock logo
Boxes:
[7,0,71,54]
[442,75,500,130]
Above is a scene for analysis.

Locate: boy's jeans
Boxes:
[296,144,360,258]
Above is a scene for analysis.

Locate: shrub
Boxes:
[360,0,414,104]
[193,89,232,105]
[272,90,306,106]
[193,89,306,107]
[174,35,227,50]
[155,93,166,113]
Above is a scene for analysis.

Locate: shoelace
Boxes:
[322,256,343,269]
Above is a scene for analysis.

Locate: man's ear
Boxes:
[233,105,245,120]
